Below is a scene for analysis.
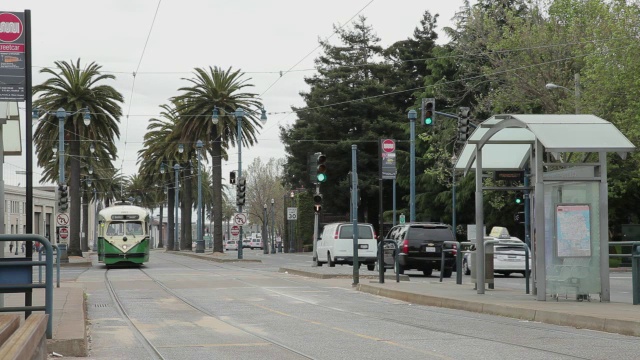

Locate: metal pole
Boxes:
[312,185,319,266]
[475,145,485,294]
[454,167,462,285]
[574,73,581,115]
[524,168,531,294]
[263,205,268,254]
[56,109,68,263]
[378,139,384,245]
[174,164,180,251]
[392,178,396,226]
[351,145,359,286]
[408,110,417,222]
[196,141,204,253]
[236,108,244,260]
[290,195,295,253]
[599,151,610,301]
[93,188,97,251]
[270,200,275,254]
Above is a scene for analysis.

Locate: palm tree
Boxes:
[138,103,183,250]
[33,59,123,256]
[172,66,264,253]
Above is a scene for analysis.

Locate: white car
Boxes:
[249,238,263,249]
[225,240,238,251]
[463,238,531,277]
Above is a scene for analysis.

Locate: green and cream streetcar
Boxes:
[97,204,150,266]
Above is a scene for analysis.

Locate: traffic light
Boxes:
[308,153,318,183]
[236,177,246,206]
[230,171,236,184]
[421,98,435,126]
[313,193,322,213]
[515,191,523,205]
[316,153,327,183]
[58,184,69,212]
[457,107,470,142]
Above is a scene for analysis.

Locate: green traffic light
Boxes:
[424,117,433,125]
[317,173,327,182]
[515,198,522,204]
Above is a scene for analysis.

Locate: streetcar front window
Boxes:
[106,221,124,236]
[126,222,144,236]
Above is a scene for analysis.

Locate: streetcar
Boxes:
[97,204,150,266]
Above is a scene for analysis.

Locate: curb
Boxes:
[60,262,92,268]
[279,267,410,281]
[47,288,88,357]
[356,284,640,337]
[172,251,262,263]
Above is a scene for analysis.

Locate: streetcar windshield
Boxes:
[126,222,144,236]
[106,221,124,236]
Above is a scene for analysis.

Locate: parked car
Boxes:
[463,238,530,277]
[242,239,251,249]
[384,223,456,277]
[316,222,378,270]
[225,240,238,251]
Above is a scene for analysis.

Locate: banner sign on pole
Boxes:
[381,139,397,180]
[0,11,26,101]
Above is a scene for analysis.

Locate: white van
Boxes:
[316,223,377,271]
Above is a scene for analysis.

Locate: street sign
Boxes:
[399,214,406,224]
[59,226,69,240]
[0,12,26,101]
[230,225,240,236]
[382,139,395,153]
[233,213,248,226]
[56,213,69,226]
[287,207,298,220]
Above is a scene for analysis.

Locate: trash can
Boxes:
[470,243,494,289]
[57,243,68,263]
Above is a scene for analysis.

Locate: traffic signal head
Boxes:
[515,192,523,205]
[314,204,322,213]
[316,153,327,183]
[236,177,246,206]
[230,171,236,184]
[313,193,323,205]
[422,98,435,126]
[58,184,69,212]
[457,107,470,142]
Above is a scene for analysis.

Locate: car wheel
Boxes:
[367,264,375,271]
[328,252,335,267]
[422,267,433,277]
[443,267,453,278]
[463,259,471,275]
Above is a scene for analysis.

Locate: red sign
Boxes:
[59,227,69,240]
[382,139,395,153]
[230,226,240,236]
[0,13,23,43]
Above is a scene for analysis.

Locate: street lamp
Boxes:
[289,191,295,253]
[195,140,204,253]
[407,109,417,222]
[263,204,268,255]
[451,153,462,285]
[545,73,581,114]
[173,163,181,251]
[270,198,275,254]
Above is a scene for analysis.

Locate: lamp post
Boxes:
[270,199,275,254]
[407,109,417,222]
[451,153,462,285]
[545,73,581,114]
[173,164,180,251]
[196,140,204,253]
[289,191,295,253]
[236,108,245,260]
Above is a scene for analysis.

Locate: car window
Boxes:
[338,225,373,239]
[407,226,453,241]
[397,227,407,241]
[386,226,398,240]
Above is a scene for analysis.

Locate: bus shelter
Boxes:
[455,114,635,301]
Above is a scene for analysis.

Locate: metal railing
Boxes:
[609,241,640,305]
[0,235,54,339]
[38,244,60,288]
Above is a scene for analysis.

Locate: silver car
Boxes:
[463,239,531,277]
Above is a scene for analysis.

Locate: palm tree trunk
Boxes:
[167,187,175,251]
[68,129,82,256]
[81,191,89,252]
[213,141,223,253]
[158,205,164,248]
[183,167,193,249]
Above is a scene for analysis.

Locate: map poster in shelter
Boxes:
[555,204,591,257]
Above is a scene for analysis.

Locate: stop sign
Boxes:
[382,139,395,153]
[59,227,69,240]
[230,226,240,236]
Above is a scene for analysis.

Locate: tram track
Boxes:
[155,252,638,358]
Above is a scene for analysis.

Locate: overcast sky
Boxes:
[3,0,471,188]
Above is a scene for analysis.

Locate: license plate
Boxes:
[424,247,436,253]
[359,244,368,249]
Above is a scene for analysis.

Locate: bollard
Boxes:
[633,244,639,305]
[378,240,400,284]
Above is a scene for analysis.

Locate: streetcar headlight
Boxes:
[123,245,127,250]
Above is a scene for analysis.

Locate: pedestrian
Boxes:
[9,243,13,253]
[21,242,25,253]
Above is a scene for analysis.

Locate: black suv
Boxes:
[384,223,456,277]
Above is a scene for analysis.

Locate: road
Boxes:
[63,250,640,359]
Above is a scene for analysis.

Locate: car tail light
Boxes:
[452,244,457,256]
[401,239,409,254]
[334,228,339,239]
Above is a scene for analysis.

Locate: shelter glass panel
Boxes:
[544,182,601,298]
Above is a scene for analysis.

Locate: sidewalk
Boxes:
[1,252,91,357]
